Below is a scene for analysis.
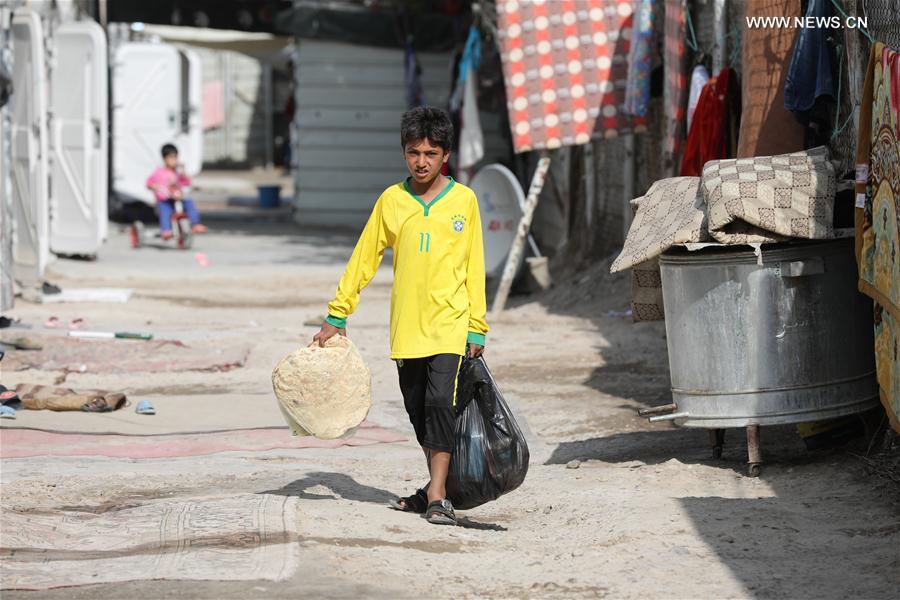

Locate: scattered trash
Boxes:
[605,309,633,318]
[135,400,156,415]
[194,252,210,267]
[566,459,581,469]
[68,330,153,341]
[12,383,126,412]
[42,288,133,304]
[0,337,43,351]
[0,405,16,419]
[42,281,62,295]
[0,316,28,329]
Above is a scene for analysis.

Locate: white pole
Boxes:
[491,153,551,316]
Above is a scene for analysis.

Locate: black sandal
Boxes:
[425,499,457,526]
[388,488,428,513]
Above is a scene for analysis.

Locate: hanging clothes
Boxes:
[404,39,426,108]
[686,64,709,133]
[664,0,689,160]
[456,27,484,179]
[784,0,836,119]
[737,0,804,157]
[855,42,900,433]
[679,68,741,177]
[624,0,656,120]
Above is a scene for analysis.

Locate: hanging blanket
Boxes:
[855,42,900,433]
[496,0,638,153]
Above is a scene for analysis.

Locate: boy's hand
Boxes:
[468,343,484,359]
[313,322,346,347]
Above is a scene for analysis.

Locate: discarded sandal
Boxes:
[0,385,22,410]
[135,400,156,415]
[0,405,16,419]
[425,499,457,526]
[388,488,428,513]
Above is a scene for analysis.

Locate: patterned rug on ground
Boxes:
[1,494,300,590]
[0,422,407,459]
[1,336,250,373]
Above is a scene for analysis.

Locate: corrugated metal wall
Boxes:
[188,46,266,167]
[293,39,509,229]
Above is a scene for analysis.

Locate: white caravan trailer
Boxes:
[112,41,203,207]
[10,8,49,283]
[49,20,109,256]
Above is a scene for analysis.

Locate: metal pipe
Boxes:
[648,412,690,423]
[262,61,274,171]
[638,403,677,417]
[621,133,634,241]
[746,424,761,476]
[583,141,594,228]
[713,0,727,72]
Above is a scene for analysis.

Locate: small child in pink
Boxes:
[145,143,207,240]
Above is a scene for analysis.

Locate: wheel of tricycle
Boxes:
[130,221,144,248]
[175,218,193,250]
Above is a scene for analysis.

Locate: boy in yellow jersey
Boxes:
[313,106,488,526]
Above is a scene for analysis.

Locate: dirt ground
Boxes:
[1,213,898,599]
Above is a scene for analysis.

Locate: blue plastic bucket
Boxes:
[257,185,281,209]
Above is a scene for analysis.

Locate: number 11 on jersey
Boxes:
[418,232,431,253]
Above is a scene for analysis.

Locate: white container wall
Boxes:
[49,20,108,256]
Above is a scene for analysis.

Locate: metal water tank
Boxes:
[656,238,878,429]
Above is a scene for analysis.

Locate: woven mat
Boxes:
[0,421,406,459]
[1,494,299,590]
[1,336,250,373]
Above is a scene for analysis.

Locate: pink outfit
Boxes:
[146,167,191,202]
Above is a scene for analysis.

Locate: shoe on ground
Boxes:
[161,230,174,241]
[191,224,208,234]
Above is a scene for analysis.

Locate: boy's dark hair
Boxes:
[400,106,453,152]
[161,143,179,158]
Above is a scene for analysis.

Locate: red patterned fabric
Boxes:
[664,0,688,158]
[497,0,639,154]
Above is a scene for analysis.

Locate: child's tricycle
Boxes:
[130,198,193,250]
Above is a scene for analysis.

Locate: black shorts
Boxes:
[397,353,463,453]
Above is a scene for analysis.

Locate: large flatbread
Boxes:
[272,336,371,439]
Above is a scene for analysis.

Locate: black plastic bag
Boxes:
[446,357,529,510]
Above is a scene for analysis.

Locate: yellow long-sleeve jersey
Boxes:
[325,177,489,359]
